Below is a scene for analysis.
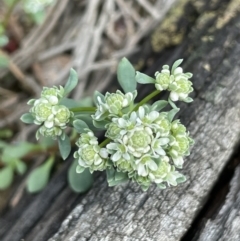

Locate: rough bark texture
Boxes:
[2,0,240,240]
[195,164,240,241]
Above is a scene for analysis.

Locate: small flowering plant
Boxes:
[21,58,194,191]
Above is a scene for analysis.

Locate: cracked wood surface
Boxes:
[48,0,240,240]
[196,164,240,241]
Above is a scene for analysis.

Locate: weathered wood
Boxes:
[46,0,240,240]
[195,164,240,241]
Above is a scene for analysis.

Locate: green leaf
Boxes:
[76,165,85,173]
[73,119,89,133]
[176,175,187,184]
[0,166,14,190]
[74,114,98,131]
[117,57,136,93]
[168,98,178,109]
[27,156,54,193]
[106,168,129,187]
[60,97,93,109]
[93,120,109,129]
[68,160,93,193]
[168,108,180,122]
[183,97,193,103]
[2,142,40,163]
[58,135,71,160]
[106,167,115,182]
[151,100,168,112]
[93,91,105,106]
[0,140,7,149]
[20,113,35,124]
[64,68,78,96]
[157,183,166,189]
[15,159,27,175]
[30,11,45,25]
[0,35,8,47]
[135,71,155,84]
[171,59,183,73]
[0,54,9,68]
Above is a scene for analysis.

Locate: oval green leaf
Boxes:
[27,156,54,193]
[0,166,13,190]
[117,57,136,93]
[68,160,93,193]
[73,119,89,133]
[20,113,35,124]
[58,135,71,160]
[171,59,183,73]
[136,71,155,84]
[64,68,78,96]
[151,100,168,112]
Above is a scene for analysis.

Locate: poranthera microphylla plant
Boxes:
[21,58,194,191]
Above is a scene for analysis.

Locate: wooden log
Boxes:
[194,164,240,241]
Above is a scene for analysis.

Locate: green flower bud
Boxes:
[36,125,64,140]
[114,157,135,174]
[169,76,193,101]
[52,105,73,127]
[135,154,158,177]
[125,126,153,157]
[132,173,151,191]
[149,160,171,183]
[105,122,121,139]
[41,86,64,105]
[76,131,98,146]
[171,120,186,135]
[154,113,171,135]
[155,66,174,91]
[74,144,108,173]
[105,90,136,115]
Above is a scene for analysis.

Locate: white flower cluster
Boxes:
[79,89,194,190]
[28,86,73,139]
[155,64,193,102]
[105,106,193,190]
[74,131,109,173]
[93,90,137,120]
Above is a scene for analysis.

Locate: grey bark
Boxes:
[196,165,240,241]
[48,0,240,240]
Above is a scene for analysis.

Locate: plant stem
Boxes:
[132,89,160,111]
[70,107,96,113]
[2,0,22,28]
[99,138,111,148]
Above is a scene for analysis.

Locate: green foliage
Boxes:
[58,135,71,160]
[64,68,79,96]
[117,57,136,93]
[150,100,168,112]
[68,160,93,193]
[27,155,54,193]
[73,120,89,133]
[171,59,183,73]
[20,113,35,124]
[136,71,155,84]
[106,168,128,187]
[0,166,13,190]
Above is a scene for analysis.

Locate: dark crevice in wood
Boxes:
[181,149,240,241]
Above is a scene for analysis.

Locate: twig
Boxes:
[135,0,160,19]
[2,0,21,28]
